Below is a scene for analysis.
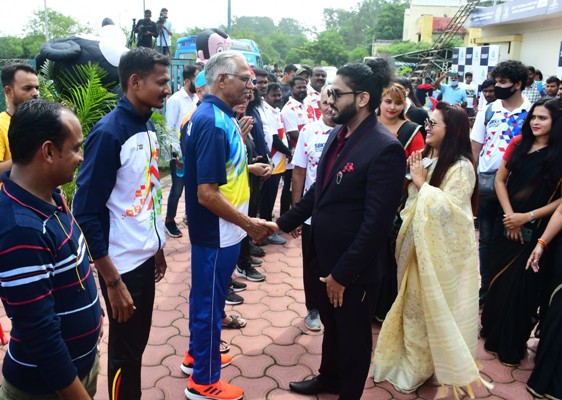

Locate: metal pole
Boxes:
[227,0,231,36]
[44,0,50,41]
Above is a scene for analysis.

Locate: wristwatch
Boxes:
[530,211,536,224]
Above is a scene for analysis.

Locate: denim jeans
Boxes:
[166,159,185,220]
[478,196,499,294]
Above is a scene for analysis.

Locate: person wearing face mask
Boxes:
[434,71,467,107]
[470,60,531,307]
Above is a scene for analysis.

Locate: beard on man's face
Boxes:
[331,100,357,125]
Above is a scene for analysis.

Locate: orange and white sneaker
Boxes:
[181,351,232,375]
[185,375,243,400]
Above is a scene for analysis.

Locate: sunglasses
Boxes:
[424,118,444,128]
[327,88,361,101]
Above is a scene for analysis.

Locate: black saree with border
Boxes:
[480,146,559,365]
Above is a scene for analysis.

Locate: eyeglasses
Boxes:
[424,118,444,128]
[224,73,254,87]
[327,88,361,101]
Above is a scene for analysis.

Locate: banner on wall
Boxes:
[450,45,501,110]
[451,45,501,89]
[466,0,562,28]
[558,41,562,78]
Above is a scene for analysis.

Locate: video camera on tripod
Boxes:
[127,18,137,48]
[157,13,168,26]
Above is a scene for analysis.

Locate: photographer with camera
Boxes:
[156,7,173,56]
[135,9,157,48]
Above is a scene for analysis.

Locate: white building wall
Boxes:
[479,17,562,77]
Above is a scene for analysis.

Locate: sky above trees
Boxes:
[1,0,410,66]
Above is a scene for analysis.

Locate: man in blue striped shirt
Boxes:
[0,99,103,399]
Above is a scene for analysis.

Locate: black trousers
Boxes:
[301,224,320,311]
[281,169,293,215]
[237,235,251,270]
[317,283,376,400]
[248,173,261,218]
[259,173,282,221]
[100,256,156,400]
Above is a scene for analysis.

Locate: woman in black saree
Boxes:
[525,112,562,399]
[480,99,562,366]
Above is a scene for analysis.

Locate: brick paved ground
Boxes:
[0,175,538,399]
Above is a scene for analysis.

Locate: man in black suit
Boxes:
[266,59,406,400]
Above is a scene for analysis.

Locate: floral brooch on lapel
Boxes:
[336,162,354,184]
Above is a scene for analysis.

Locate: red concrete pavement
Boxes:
[0,176,538,399]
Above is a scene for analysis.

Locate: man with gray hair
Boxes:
[181,50,271,400]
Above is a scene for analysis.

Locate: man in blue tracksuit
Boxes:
[73,47,169,400]
[181,51,271,400]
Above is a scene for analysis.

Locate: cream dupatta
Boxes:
[373,158,489,397]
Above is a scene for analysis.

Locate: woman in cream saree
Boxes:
[374,102,485,396]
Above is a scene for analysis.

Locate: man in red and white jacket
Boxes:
[304,66,327,120]
[280,76,316,217]
[292,85,335,331]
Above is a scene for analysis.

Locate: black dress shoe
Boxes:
[289,377,338,395]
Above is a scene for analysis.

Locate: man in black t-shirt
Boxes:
[135,10,157,48]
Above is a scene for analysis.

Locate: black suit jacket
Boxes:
[277,112,406,286]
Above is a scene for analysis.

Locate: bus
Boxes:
[174,36,263,68]
[230,39,263,68]
[174,35,197,61]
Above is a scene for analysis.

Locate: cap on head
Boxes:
[195,71,207,88]
[296,66,312,77]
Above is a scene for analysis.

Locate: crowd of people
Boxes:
[2,45,562,400]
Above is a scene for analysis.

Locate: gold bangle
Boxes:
[537,239,548,250]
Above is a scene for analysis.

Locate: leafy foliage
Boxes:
[373,2,408,40]
[0,37,24,59]
[150,112,179,169]
[376,41,432,56]
[55,63,117,134]
[24,9,92,40]
[0,9,92,59]
[40,60,117,203]
[1,0,462,68]
[348,46,370,62]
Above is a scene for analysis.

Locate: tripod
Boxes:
[156,23,169,55]
[127,18,136,49]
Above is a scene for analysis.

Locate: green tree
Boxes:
[230,16,308,65]
[0,36,24,59]
[348,46,369,62]
[293,30,348,67]
[24,9,92,40]
[277,18,309,38]
[314,30,349,66]
[373,2,408,40]
[375,41,431,56]
[323,8,363,50]
[285,48,303,65]
[323,0,386,52]
[21,34,45,58]
[39,60,117,203]
[256,38,280,66]
[231,16,276,38]
[266,31,292,62]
